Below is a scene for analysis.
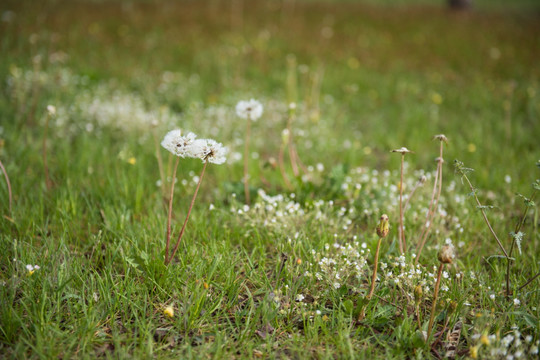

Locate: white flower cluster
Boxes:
[303,238,369,292]
[232,189,350,233]
[470,329,539,359]
[235,99,264,120]
[382,254,452,298]
[161,129,227,164]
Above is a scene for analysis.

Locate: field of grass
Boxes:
[1,0,539,358]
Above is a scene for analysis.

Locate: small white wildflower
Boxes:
[296,294,305,302]
[235,99,263,120]
[26,264,40,275]
[490,294,495,300]
[161,129,197,157]
[191,139,228,164]
[513,298,521,306]
[315,310,321,315]
[46,105,56,116]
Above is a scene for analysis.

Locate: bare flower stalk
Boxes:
[166,159,208,266]
[416,138,446,263]
[399,154,405,252]
[164,157,180,264]
[403,175,426,212]
[43,107,55,190]
[368,214,389,300]
[392,147,413,254]
[278,140,293,190]
[428,245,454,340]
[427,263,444,339]
[243,114,252,204]
[0,158,13,215]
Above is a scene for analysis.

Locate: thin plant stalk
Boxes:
[416,141,445,264]
[398,154,405,253]
[243,114,251,204]
[427,263,444,340]
[0,158,13,215]
[505,191,537,296]
[367,237,382,300]
[519,271,540,292]
[415,303,422,329]
[164,157,180,264]
[166,159,208,266]
[42,113,52,190]
[286,115,300,177]
[459,173,508,258]
[278,140,293,190]
[403,177,423,212]
[359,214,388,322]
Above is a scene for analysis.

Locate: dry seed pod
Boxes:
[438,245,455,264]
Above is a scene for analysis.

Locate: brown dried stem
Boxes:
[164,157,180,264]
[243,115,252,204]
[427,263,444,340]
[166,159,208,265]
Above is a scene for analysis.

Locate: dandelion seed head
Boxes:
[191,138,228,164]
[161,129,197,158]
[236,99,263,120]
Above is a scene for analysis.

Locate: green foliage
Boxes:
[1,0,539,359]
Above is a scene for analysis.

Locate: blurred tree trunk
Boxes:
[448,0,472,9]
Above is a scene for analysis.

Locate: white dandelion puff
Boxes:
[191,138,228,164]
[235,99,263,120]
[161,129,198,158]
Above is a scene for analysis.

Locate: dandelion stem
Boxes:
[0,158,13,215]
[427,263,444,340]
[403,180,421,213]
[42,113,52,190]
[278,141,293,190]
[399,153,405,253]
[164,157,180,264]
[416,142,444,264]
[286,115,300,177]
[167,159,208,266]
[367,237,383,300]
[243,114,251,204]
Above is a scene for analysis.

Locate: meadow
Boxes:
[1,0,539,358]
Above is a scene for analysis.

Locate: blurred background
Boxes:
[1,0,539,191]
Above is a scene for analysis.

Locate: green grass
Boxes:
[1,0,539,358]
